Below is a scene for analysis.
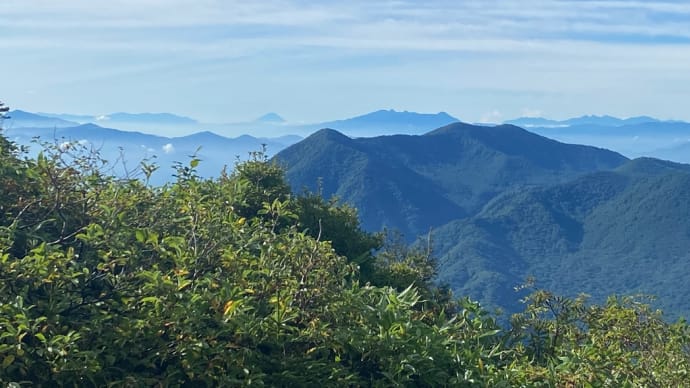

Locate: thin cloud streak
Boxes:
[3,0,689,38]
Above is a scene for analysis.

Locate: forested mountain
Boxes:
[434,157,690,318]
[277,122,690,319]
[275,122,627,238]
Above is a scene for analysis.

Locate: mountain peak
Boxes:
[308,128,351,142]
[175,130,226,141]
[255,112,285,123]
[356,109,458,121]
[424,121,481,136]
[425,122,528,137]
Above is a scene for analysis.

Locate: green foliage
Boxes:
[509,285,690,386]
[0,101,8,122]
[293,191,382,283]
[0,129,688,386]
[374,231,436,291]
[229,148,291,219]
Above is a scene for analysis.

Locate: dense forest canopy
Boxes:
[0,100,689,386]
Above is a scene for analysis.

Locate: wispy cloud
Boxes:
[480,109,503,124]
[4,1,690,60]
[4,1,690,45]
[521,108,543,118]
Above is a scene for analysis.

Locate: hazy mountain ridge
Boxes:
[35,111,198,125]
[642,140,690,164]
[5,123,301,185]
[302,109,459,137]
[504,115,690,160]
[505,115,663,128]
[12,109,690,163]
[4,110,79,128]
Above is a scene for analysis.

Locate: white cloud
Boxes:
[521,108,543,118]
[140,145,157,153]
[3,1,690,47]
[162,143,175,154]
[0,0,353,29]
[480,110,503,124]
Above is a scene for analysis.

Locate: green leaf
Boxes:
[477,329,501,339]
[2,354,15,368]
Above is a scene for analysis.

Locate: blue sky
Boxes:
[3,0,690,124]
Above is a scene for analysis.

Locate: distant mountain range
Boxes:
[650,141,690,163]
[3,108,465,184]
[504,115,663,128]
[7,107,690,166]
[199,109,458,138]
[275,123,627,238]
[298,110,459,137]
[5,123,300,186]
[7,109,459,138]
[9,109,690,163]
[5,110,79,128]
[503,115,690,161]
[35,111,198,125]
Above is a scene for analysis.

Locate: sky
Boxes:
[2,0,690,125]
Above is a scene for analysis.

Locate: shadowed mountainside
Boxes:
[433,157,690,318]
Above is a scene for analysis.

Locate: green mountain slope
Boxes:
[435,158,690,318]
[275,123,628,238]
